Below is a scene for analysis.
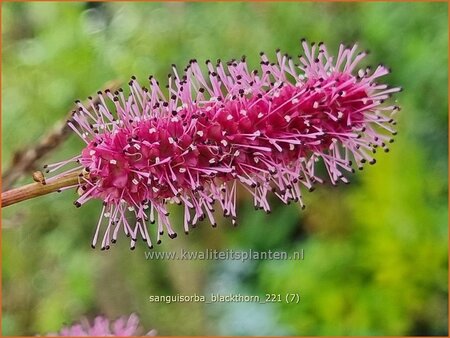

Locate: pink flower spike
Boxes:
[50,40,401,250]
[47,313,156,336]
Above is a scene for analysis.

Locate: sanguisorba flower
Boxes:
[47,313,156,336]
[47,40,401,250]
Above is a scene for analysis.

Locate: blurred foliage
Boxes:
[1,2,448,336]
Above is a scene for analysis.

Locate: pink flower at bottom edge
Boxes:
[47,313,156,336]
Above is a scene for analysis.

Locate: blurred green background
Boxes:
[1,2,448,336]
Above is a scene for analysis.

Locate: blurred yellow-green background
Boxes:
[2,2,448,336]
